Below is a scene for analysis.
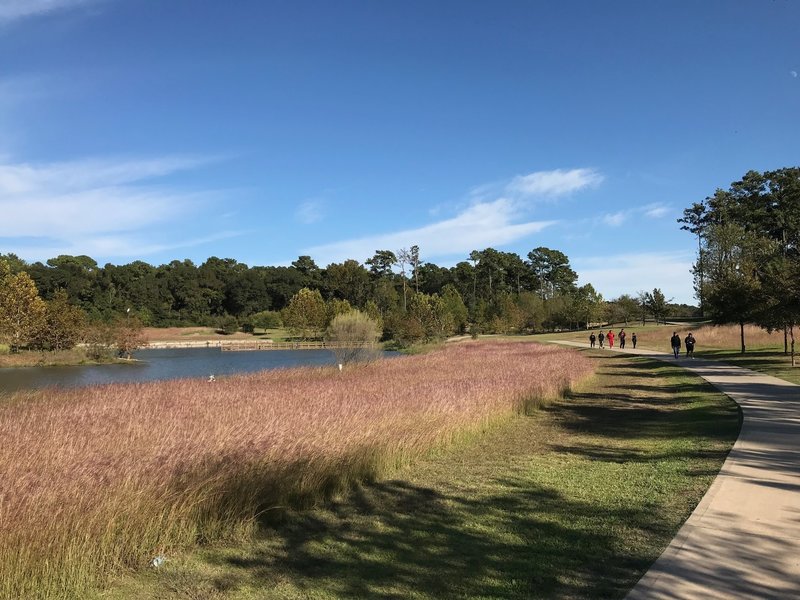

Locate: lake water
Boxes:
[0,348,396,394]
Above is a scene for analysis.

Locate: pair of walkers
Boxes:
[590,331,604,348]
[590,331,610,348]
[670,331,697,358]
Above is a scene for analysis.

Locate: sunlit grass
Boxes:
[0,342,592,598]
[537,322,800,383]
[100,351,739,600]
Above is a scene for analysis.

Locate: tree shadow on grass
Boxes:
[549,401,739,442]
[149,352,741,600]
[196,476,665,600]
[556,355,741,444]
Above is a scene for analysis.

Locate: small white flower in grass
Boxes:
[208,374,215,382]
[151,555,166,568]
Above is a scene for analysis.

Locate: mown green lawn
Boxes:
[101,350,739,600]
[695,348,800,385]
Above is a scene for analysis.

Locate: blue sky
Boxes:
[1,0,798,304]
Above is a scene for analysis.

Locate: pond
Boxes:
[0,348,398,394]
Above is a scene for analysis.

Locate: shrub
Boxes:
[218,315,240,335]
[251,310,282,331]
[326,310,381,365]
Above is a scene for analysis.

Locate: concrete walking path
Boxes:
[555,342,800,599]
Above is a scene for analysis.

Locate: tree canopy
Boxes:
[680,167,800,358]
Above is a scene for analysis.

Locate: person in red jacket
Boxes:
[607,329,615,348]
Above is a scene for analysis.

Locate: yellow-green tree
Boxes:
[282,287,326,339]
[32,289,87,351]
[325,297,352,326]
[0,261,47,352]
[325,309,381,365]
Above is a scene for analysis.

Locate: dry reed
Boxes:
[633,323,786,351]
[0,342,592,598]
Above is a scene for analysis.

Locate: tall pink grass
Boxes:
[0,342,593,598]
[634,323,785,351]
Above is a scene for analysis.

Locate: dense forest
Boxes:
[6,164,795,350]
[0,246,694,348]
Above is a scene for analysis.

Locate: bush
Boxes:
[83,323,115,361]
[326,310,381,365]
[251,310,283,331]
[218,316,240,335]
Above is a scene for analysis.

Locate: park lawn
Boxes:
[694,348,800,385]
[537,323,800,385]
[100,350,739,600]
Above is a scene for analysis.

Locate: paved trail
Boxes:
[555,342,800,599]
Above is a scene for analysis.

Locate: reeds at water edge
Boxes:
[0,341,593,598]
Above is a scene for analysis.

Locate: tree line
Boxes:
[680,166,800,361]
[1,244,694,352]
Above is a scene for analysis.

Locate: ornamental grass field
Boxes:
[0,342,593,599]
[629,322,786,351]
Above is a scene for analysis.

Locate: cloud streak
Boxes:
[595,202,671,228]
[0,155,238,260]
[641,203,669,218]
[303,168,603,264]
[0,0,104,23]
[295,200,324,225]
[305,198,556,265]
[506,168,604,198]
[602,211,627,227]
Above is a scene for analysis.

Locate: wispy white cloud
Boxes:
[594,202,670,228]
[0,156,212,195]
[642,203,670,219]
[295,200,324,225]
[304,198,556,265]
[602,211,627,227]
[0,0,104,24]
[469,168,604,205]
[303,167,602,265]
[0,155,241,260]
[506,168,604,199]
[8,230,244,264]
[574,251,696,305]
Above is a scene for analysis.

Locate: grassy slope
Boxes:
[0,347,130,368]
[101,350,739,600]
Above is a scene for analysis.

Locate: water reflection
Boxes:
[0,348,394,394]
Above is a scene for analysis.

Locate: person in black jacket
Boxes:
[684,332,696,359]
[670,332,681,358]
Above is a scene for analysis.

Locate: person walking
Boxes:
[607,329,615,348]
[589,332,596,348]
[685,332,696,359]
[670,331,682,358]
[598,331,605,348]
[632,332,637,349]
[618,328,626,349]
